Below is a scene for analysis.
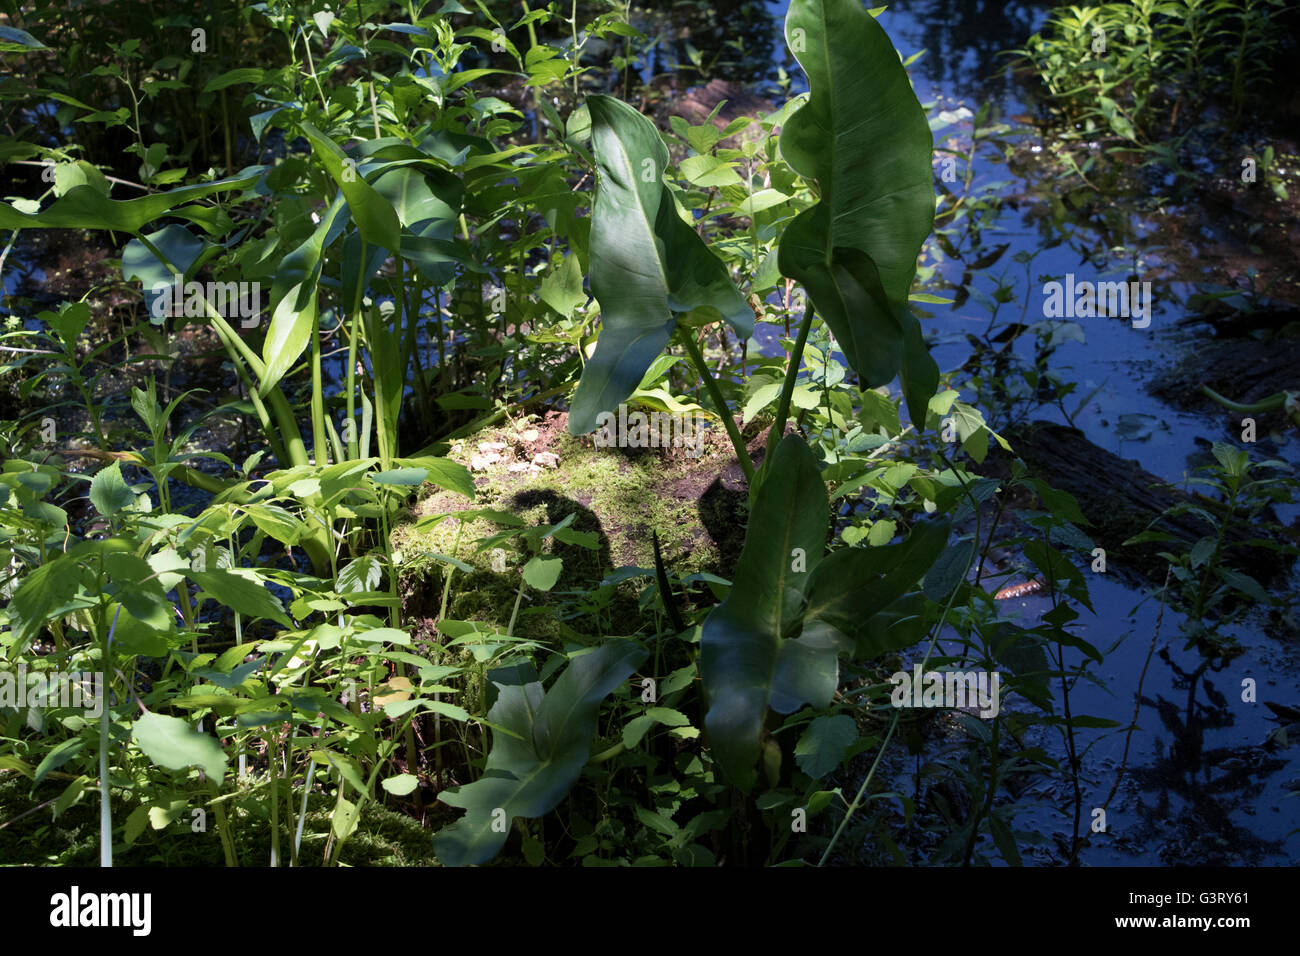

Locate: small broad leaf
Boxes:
[395,456,475,499]
[522,555,563,592]
[132,712,227,781]
[802,516,952,647]
[42,301,91,346]
[89,462,136,517]
[923,536,975,601]
[794,714,857,779]
[33,738,85,788]
[539,252,588,317]
[382,773,419,796]
[9,556,81,649]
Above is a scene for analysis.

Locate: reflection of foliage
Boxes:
[1013,0,1295,175]
[1130,654,1286,865]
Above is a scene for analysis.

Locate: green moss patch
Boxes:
[392,410,765,640]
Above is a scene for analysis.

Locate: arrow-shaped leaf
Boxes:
[778,0,937,414]
[298,122,401,252]
[434,640,646,866]
[568,95,752,435]
[700,433,833,790]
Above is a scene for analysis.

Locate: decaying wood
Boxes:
[1150,336,1300,421]
[978,420,1295,587]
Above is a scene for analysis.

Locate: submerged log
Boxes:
[1149,336,1300,435]
[978,420,1294,588]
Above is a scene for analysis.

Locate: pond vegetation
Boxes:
[0,0,1296,867]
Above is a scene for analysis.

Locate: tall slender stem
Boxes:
[310,322,327,465]
[677,328,753,483]
[765,303,814,468]
[99,604,122,868]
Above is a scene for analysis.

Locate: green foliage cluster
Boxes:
[0,0,1290,868]
[1014,0,1292,190]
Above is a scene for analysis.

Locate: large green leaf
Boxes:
[260,197,348,394]
[898,308,940,427]
[121,224,212,319]
[187,568,292,627]
[368,162,462,229]
[434,640,647,866]
[0,169,262,232]
[777,0,937,409]
[8,555,81,650]
[297,122,401,252]
[700,433,834,790]
[568,95,752,435]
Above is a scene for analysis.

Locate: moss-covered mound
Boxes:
[392,410,766,641]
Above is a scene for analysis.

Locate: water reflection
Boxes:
[1128,649,1289,864]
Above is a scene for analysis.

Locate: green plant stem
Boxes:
[293,715,328,866]
[269,726,280,867]
[765,303,814,468]
[676,328,753,483]
[505,574,526,638]
[135,234,308,467]
[346,310,361,460]
[818,573,964,865]
[820,447,980,865]
[99,603,122,868]
[310,323,327,465]
[570,0,580,97]
[1192,478,1240,620]
[435,383,574,444]
[211,791,239,866]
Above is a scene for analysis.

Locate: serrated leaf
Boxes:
[188,568,291,626]
[89,462,136,516]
